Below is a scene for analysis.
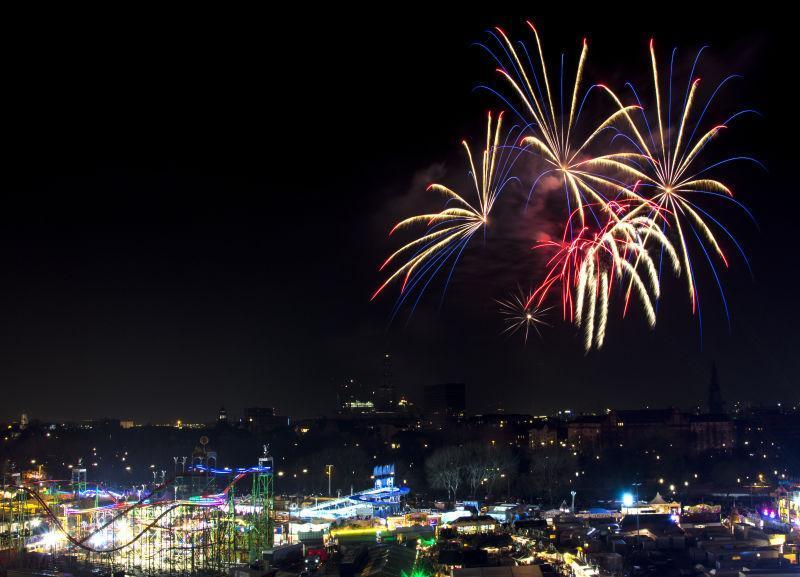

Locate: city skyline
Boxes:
[7,362,797,426]
[3,10,800,577]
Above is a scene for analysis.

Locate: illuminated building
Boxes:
[448,515,500,534]
[566,409,734,453]
[776,487,800,527]
[690,413,736,452]
[620,492,681,516]
[396,396,413,412]
[453,566,544,577]
[338,378,376,415]
[528,422,559,448]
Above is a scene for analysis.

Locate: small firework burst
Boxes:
[497,288,552,344]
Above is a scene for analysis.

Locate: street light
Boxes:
[325,465,334,496]
[632,482,642,547]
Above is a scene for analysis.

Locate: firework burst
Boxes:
[477,22,649,226]
[531,200,680,350]
[373,23,757,352]
[497,287,552,344]
[609,40,761,325]
[371,111,519,308]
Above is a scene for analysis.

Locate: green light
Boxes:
[402,569,431,577]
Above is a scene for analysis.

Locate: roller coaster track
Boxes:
[20,470,257,553]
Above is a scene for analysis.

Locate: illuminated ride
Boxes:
[296,465,409,520]
[1,449,275,575]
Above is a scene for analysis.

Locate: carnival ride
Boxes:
[295,485,410,520]
[1,451,274,575]
[296,464,409,520]
[3,454,409,574]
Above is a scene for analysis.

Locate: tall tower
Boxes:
[379,353,396,412]
[248,447,274,561]
[708,361,725,414]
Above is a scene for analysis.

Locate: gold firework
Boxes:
[490,23,648,224]
[610,40,753,313]
[372,111,509,301]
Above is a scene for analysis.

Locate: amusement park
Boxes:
[5,430,800,577]
[3,5,800,576]
[1,438,414,577]
[1,442,276,575]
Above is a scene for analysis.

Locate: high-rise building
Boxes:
[423,383,466,418]
[708,362,725,414]
[377,353,396,413]
[243,407,289,434]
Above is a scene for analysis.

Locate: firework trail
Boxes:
[531,200,680,350]
[371,111,519,307]
[477,22,649,227]
[373,23,757,352]
[608,40,761,327]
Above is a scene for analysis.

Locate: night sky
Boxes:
[3,10,795,423]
